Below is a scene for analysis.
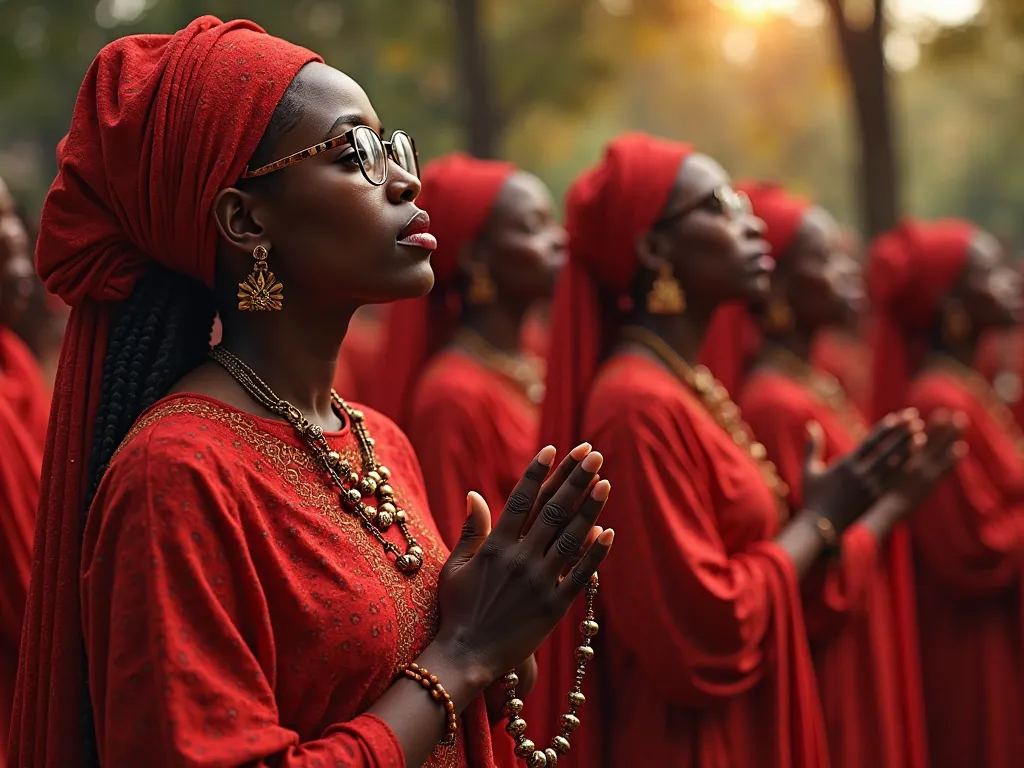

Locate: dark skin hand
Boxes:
[170,62,615,768]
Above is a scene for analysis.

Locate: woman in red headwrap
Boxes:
[534,133,918,768]
[869,220,1024,768]
[734,185,965,768]
[377,153,565,549]
[10,17,618,768]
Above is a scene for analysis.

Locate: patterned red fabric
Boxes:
[406,351,538,548]
[373,154,515,426]
[568,355,827,767]
[741,370,929,768]
[80,394,500,766]
[906,372,1024,768]
[11,17,321,767]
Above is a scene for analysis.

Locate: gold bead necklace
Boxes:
[209,345,425,574]
[620,326,790,519]
[503,573,600,767]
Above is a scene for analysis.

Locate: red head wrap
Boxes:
[868,219,974,419]
[539,132,692,453]
[373,153,515,425]
[698,181,812,396]
[11,18,319,766]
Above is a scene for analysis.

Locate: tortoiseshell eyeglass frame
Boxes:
[240,126,419,185]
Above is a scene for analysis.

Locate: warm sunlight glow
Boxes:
[892,0,982,27]
[715,0,982,27]
[724,0,801,22]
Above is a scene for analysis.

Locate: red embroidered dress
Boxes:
[81,393,502,767]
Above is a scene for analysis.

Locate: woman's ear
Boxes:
[213,186,267,255]
[635,228,666,273]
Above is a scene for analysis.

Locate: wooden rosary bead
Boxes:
[398,663,458,746]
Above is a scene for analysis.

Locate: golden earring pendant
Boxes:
[238,244,284,312]
[467,268,497,306]
[647,264,686,315]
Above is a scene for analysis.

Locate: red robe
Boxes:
[406,351,538,548]
[80,393,515,767]
[553,354,827,768]
[811,331,871,418]
[741,370,928,768]
[906,371,1024,768]
[0,328,50,447]
[0,396,40,766]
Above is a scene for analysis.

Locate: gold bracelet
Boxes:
[809,512,840,556]
[399,662,458,746]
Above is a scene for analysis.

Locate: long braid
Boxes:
[79,264,215,766]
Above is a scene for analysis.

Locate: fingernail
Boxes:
[570,443,592,460]
[591,479,611,501]
[537,446,557,466]
[581,451,603,472]
[883,413,899,428]
[598,529,615,544]
[902,407,919,421]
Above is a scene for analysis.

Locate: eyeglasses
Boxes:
[241,126,419,185]
[654,185,752,229]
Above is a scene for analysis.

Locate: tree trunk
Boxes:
[451,0,500,158]
[826,0,901,238]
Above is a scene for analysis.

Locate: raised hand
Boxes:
[802,409,920,533]
[434,444,614,684]
[880,410,967,517]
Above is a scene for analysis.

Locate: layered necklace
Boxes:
[209,345,425,574]
[620,326,790,519]
[454,327,546,405]
[761,343,868,441]
[929,354,1024,454]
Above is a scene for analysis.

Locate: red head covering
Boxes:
[11,18,319,767]
[373,153,515,424]
[698,181,812,396]
[868,219,975,419]
[540,132,692,462]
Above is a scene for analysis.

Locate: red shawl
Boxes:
[10,18,319,767]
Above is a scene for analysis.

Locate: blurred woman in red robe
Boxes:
[535,133,919,768]
[0,175,44,768]
[376,154,565,548]
[869,220,1024,768]
[10,18,617,767]
[730,184,963,768]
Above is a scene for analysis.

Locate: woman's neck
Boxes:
[461,302,527,356]
[758,326,816,367]
[219,308,354,427]
[929,335,978,369]
[628,303,714,366]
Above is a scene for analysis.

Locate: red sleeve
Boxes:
[406,385,502,549]
[591,392,802,707]
[81,428,405,768]
[909,383,1024,596]
[742,380,879,640]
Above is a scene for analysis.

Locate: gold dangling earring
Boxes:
[467,266,497,306]
[942,301,971,345]
[646,263,686,315]
[237,244,284,312]
[766,297,794,333]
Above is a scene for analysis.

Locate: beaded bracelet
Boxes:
[399,662,458,746]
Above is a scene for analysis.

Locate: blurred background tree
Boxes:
[0,0,1019,248]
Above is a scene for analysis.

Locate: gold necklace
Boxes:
[761,344,868,441]
[929,354,1024,455]
[454,327,546,405]
[209,346,425,574]
[620,326,790,518]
